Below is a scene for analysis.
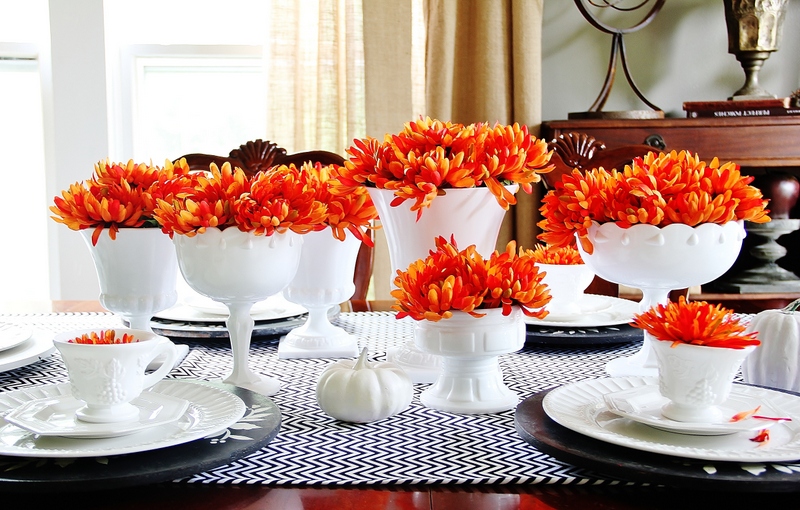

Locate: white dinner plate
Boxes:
[155,294,308,323]
[525,295,640,328]
[0,329,56,373]
[5,392,189,439]
[0,379,245,458]
[0,324,33,352]
[602,383,782,436]
[543,376,800,462]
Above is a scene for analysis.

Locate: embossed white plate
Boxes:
[525,295,640,328]
[543,376,800,462]
[155,294,308,323]
[603,384,781,436]
[0,380,245,457]
[5,392,189,439]
[0,324,32,352]
[0,329,55,373]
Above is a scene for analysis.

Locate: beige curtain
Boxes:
[425,0,545,251]
[265,0,367,154]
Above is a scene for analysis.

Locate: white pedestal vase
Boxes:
[413,307,525,414]
[652,340,755,423]
[369,186,516,383]
[173,227,302,396]
[279,229,361,359]
[577,221,746,378]
[80,228,178,332]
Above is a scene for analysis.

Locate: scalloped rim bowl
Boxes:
[578,221,746,290]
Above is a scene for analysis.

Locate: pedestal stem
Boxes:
[225,301,281,395]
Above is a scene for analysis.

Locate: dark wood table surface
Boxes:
[2,301,799,509]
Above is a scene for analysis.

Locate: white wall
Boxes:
[541,0,800,121]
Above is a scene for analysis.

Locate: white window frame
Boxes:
[109,44,264,160]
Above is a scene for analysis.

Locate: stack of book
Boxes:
[683,97,799,118]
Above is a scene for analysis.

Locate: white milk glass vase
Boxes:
[80,228,178,332]
[413,307,525,414]
[173,227,302,396]
[280,228,362,359]
[577,221,746,377]
[368,185,517,383]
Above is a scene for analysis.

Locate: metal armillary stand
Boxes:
[570,0,665,119]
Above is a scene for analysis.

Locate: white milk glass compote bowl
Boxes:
[80,228,178,332]
[577,220,746,377]
[280,229,362,358]
[173,227,303,395]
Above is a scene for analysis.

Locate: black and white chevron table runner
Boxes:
[0,311,644,487]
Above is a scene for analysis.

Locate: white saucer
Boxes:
[603,384,781,436]
[0,329,55,373]
[543,376,800,463]
[0,324,32,352]
[5,391,190,438]
[526,294,640,328]
[0,380,246,458]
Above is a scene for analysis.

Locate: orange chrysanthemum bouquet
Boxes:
[538,150,769,253]
[50,158,191,245]
[630,297,760,423]
[391,236,551,322]
[537,150,769,377]
[340,117,554,216]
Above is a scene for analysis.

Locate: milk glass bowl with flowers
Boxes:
[392,236,551,414]
[50,159,192,331]
[279,162,377,359]
[339,118,554,382]
[529,244,595,319]
[154,162,328,396]
[538,150,770,377]
[629,297,760,424]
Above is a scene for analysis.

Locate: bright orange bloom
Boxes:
[69,330,137,345]
[341,117,554,219]
[530,244,585,265]
[391,236,550,322]
[631,296,760,349]
[538,150,771,251]
[50,158,191,245]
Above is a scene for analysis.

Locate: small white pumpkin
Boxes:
[742,299,800,391]
[316,347,413,423]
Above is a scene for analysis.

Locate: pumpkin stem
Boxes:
[354,347,369,370]
[783,299,800,313]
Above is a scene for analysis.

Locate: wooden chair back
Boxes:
[175,140,373,302]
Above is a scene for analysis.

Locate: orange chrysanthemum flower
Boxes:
[340,117,554,219]
[530,244,584,265]
[631,296,760,349]
[299,162,378,246]
[50,158,192,245]
[69,330,137,345]
[538,150,770,250]
[391,236,550,322]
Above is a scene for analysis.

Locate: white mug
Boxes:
[53,329,178,423]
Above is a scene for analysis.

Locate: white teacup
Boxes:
[53,329,178,424]
[538,263,596,318]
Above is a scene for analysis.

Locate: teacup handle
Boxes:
[142,338,178,390]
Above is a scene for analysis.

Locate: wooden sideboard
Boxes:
[540,116,800,312]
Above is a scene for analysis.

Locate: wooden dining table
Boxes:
[1,300,799,509]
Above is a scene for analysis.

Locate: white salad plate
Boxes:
[0,324,33,352]
[5,392,190,439]
[543,376,800,462]
[0,329,56,373]
[602,384,782,436]
[525,295,640,328]
[0,380,245,458]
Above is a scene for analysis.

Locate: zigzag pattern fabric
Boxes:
[0,311,646,486]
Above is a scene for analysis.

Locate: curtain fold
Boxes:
[425,0,544,251]
[265,0,366,155]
